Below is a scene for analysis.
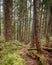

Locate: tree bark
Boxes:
[3,0,13,41]
[46,14,52,47]
[46,2,52,47]
[31,0,41,53]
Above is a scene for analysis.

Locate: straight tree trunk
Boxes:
[46,2,52,47]
[17,0,23,41]
[31,0,41,53]
[3,0,13,41]
[46,14,52,47]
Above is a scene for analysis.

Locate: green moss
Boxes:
[40,37,52,47]
[0,41,26,65]
[0,36,5,43]
[0,52,26,65]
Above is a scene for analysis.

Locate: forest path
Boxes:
[20,46,52,65]
[20,47,39,65]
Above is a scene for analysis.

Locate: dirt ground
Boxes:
[20,47,52,65]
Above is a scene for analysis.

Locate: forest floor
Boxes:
[0,39,52,65]
[20,44,52,65]
[20,47,39,65]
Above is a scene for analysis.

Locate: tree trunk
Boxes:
[3,0,13,41]
[31,0,41,53]
[46,14,52,47]
[17,0,23,41]
[46,3,52,47]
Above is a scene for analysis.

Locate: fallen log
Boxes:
[43,47,52,52]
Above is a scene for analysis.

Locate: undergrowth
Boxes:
[0,41,26,65]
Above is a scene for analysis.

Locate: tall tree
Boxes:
[17,0,23,41]
[3,0,13,41]
[31,0,41,53]
[46,3,52,47]
[17,0,28,42]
